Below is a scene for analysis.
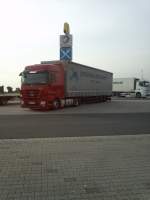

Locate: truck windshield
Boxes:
[139,81,150,87]
[22,71,49,84]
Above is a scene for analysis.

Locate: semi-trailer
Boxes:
[113,77,150,98]
[20,61,113,110]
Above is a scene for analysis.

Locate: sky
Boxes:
[0,0,150,89]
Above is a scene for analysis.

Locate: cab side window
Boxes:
[139,81,145,87]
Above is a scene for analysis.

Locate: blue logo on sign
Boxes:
[60,47,72,61]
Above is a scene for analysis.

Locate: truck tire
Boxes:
[52,99,60,110]
[0,99,8,105]
[73,99,79,107]
[136,92,141,98]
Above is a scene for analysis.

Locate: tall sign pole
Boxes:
[60,22,73,61]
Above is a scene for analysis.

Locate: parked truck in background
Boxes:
[20,61,112,110]
[0,86,20,105]
[113,78,150,98]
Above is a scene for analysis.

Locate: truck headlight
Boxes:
[40,101,46,106]
[21,100,24,105]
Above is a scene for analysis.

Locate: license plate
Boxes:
[28,101,35,105]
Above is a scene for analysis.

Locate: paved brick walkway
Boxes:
[0,135,150,200]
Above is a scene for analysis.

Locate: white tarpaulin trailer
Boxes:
[65,62,112,97]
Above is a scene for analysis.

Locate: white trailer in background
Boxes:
[113,78,150,98]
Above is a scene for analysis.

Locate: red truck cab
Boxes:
[20,63,65,110]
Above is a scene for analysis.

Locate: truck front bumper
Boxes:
[21,99,50,110]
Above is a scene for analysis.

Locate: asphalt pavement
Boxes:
[0,113,150,139]
[0,99,150,139]
[1,99,150,115]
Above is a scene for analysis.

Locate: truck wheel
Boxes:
[136,92,141,98]
[3,100,8,105]
[52,99,60,110]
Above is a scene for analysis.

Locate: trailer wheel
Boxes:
[73,99,79,107]
[52,99,60,110]
[136,92,141,98]
[0,99,8,105]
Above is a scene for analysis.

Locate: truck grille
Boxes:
[23,90,40,98]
